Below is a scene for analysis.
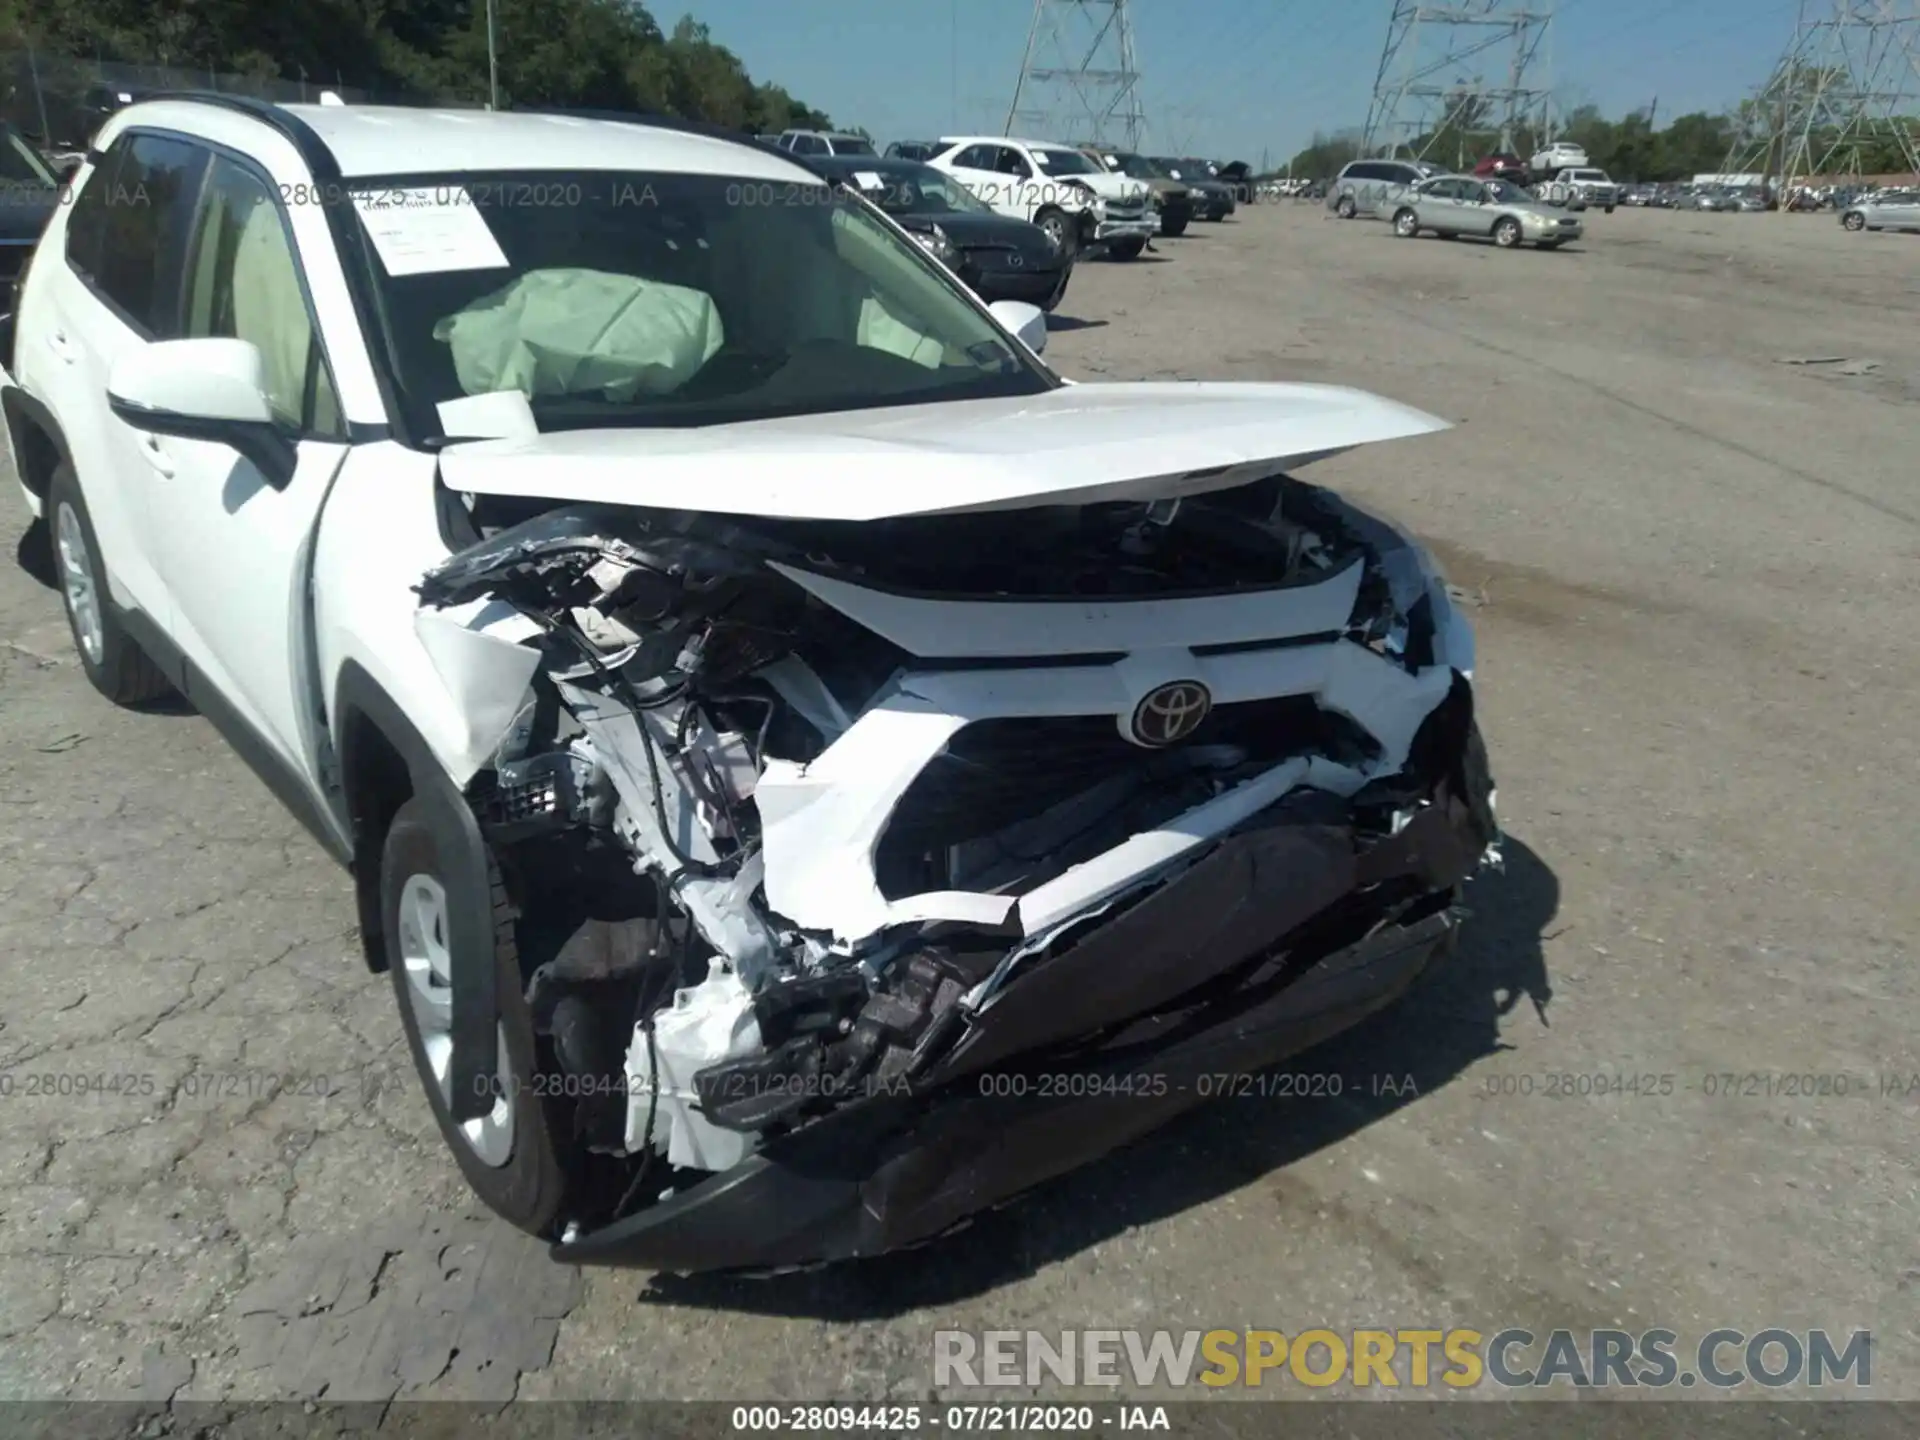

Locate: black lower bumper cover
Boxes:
[553,714,1494,1273]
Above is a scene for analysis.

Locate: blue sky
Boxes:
[684,0,1802,161]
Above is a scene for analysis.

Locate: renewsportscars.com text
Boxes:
[932,1327,1872,1390]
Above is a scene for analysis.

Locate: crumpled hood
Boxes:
[434,381,1450,522]
[1072,171,1150,206]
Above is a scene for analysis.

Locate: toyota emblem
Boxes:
[1128,680,1212,748]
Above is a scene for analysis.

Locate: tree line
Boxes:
[0,0,832,136]
[1280,93,1917,182]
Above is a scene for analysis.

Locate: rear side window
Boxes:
[64,152,116,278]
[86,132,209,335]
[954,145,997,169]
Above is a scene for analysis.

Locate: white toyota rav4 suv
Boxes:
[2,96,1498,1272]
[926,135,1156,259]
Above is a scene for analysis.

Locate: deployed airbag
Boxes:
[433,268,725,402]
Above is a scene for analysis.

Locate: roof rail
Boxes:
[108,90,344,179]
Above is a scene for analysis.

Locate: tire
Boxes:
[1033,206,1079,259]
[1493,217,1522,248]
[46,462,172,706]
[382,796,575,1237]
[1604,205,1615,214]
[1392,208,1419,238]
[1041,271,1070,313]
[1842,211,1864,231]
[1107,235,1147,261]
[1159,211,1188,238]
[1335,194,1357,219]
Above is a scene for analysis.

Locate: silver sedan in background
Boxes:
[1389,175,1584,249]
[1840,189,1920,232]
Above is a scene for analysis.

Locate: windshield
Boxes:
[1107,153,1168,179]
[0,129,56,187]
[1030,146,1100,176]
[830,136,876,155]
[840,164,993,216]
[351,171,1051,440]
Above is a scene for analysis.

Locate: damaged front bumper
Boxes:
[554,697,1495,1272]
[407,457,1499,1270]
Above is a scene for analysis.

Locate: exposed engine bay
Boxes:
[413,470,1492,1232]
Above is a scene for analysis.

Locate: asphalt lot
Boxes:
[1,202,1916,1405]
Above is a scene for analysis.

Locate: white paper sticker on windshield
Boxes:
[853,170,884,190]
[350,187,509,277]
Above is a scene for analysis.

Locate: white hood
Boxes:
[434,380,1449,523]
[1076,170,1150,206]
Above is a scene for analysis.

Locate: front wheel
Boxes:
[1159,211,1188,238]
[1033,206,1079,259]
[1392,208,1419,238]
[1493,217,1522,248]
[1604,205,1615,214]
[1107,235,1147,261]
[46,462,173,706]
[382,796,576,1236]
[1335,194,1357,219]
[1842,211,1865,231]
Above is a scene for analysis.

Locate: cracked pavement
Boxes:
[2,205,1916,1406]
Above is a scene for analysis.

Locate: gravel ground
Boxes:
[1,202,1915,1406]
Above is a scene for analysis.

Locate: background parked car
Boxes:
[813,155,1073,311]
[1159,158,1237,219]
[885,140,939,161]
[1530,140,1589,173]
[1326,157,1440,220]
[0,121,62,307]
[1092,150,1193,236]
[777,129,876,156]
[1840,188,1920,232]
[1390,174,1582,250]
[1474,152,1528,180]
[926,135,1155,259]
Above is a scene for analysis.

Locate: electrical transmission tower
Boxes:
[1363,1,1555,162]
[1006,0,1145,148]
[1730,0,1920,183]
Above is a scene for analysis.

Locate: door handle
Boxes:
[138,432,174,478]
[46,329,76,364]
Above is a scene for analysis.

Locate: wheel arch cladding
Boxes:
[334,659,499,1122]
[4,387,70,500]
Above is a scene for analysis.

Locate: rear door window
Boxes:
[86,131,209,335]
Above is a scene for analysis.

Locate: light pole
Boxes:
[486,0,500,110]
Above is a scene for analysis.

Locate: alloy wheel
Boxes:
[396,872,515,1167]
[55,501,104,666]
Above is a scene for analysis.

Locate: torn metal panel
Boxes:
[409,437,1497,1271]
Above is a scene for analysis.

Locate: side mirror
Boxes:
[107,337,297,487]
[988,298,1047,356]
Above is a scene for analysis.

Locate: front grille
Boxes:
[971,247,1047,272]
[873,698,1381,899]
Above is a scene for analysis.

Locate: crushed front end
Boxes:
[414,471,1499,1271]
